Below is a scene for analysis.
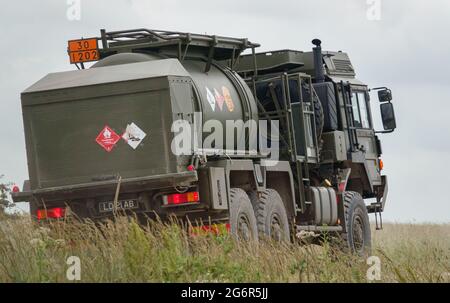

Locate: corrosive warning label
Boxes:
[122,122,147,150]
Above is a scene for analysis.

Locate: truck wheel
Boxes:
[229,188,259,242]
[340,191,371,255]
[250,189,290,242]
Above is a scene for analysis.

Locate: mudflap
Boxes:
[367,175,388,230]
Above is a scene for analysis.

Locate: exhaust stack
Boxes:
[312,39,325,83]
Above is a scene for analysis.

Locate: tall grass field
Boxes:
[0,214,448,283]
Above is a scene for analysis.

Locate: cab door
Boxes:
[350,86,382,189]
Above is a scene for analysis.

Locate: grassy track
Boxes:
[0,214,448,282]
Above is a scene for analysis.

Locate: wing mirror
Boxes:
[378,88,392,102]
[372,87,396,133]
[380,102,396,131]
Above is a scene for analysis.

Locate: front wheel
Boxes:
[340,191,372,255]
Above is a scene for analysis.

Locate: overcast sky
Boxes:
[1,0,449,223]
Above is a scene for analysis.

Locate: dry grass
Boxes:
[0,214,448,283]
[372,223,450,282]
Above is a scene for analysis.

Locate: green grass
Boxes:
[0,214,448,282]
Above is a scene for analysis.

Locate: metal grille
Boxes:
[332,59,354,72]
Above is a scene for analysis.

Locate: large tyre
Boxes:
[312,92,324,140]
[229,188,259,242]
[340,191,372,255]
[250,189,290,242]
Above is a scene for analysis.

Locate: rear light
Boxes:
[187,165,195,172]
[163,191,200,205]
[11,185,20,193]
[36,207,66,220]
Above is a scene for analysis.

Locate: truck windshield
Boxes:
[351,91,370,129]
[358,92,370,128]
[351,92,362,127]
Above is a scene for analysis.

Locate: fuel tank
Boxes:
[94,53,259,153]
[21,53,258,189]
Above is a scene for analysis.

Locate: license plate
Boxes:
[98,199,139,213]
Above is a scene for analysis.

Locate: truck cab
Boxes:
[233,39,396,224]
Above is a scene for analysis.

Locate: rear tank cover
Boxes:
[92,53,259,153]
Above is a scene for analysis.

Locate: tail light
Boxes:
[36,207,66,220]
[163,191,200,205]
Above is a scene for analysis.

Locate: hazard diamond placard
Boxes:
[96,126,120,152]
[122,122,147,150]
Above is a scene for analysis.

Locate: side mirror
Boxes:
[378,89,392,102]
[380,102,396,131]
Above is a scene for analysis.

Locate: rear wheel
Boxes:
[340,191,372,255]
[229,188,259,242]
[250,189,290,242]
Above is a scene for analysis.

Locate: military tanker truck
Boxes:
[12,29,396,254]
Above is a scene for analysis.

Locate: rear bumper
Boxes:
[12,171,198,203]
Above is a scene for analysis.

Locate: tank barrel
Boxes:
[312,39,325,83]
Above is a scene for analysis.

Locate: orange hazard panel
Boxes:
[69,49,100,64]
[68,38,99,64]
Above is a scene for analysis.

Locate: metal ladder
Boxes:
[281,73,319,213]
[251,73,319,213]
[340,81,359,152]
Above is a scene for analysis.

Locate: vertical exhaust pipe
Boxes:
[312,39,325,83]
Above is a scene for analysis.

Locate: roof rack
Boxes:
[99,28,260,72]
[234,49,306,77]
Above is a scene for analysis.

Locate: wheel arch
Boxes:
[264,162,297,222]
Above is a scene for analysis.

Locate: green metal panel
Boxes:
[183,60,258,152]
[25,86,178,189]
[21,60,194,190]
[22,59,189,95]
[232,50,305,75]
[21,54,261,192]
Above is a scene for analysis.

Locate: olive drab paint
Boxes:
[14,29,395,253]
